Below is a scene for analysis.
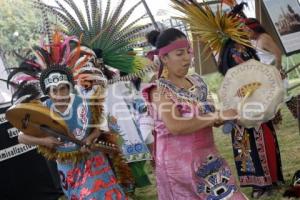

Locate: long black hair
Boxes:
[146,30,160,47]
[155,28,186,49]
[245,18,267,34]
[218,39,259,75]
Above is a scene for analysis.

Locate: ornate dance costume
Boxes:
[171,0,284,193]
[35,0,157,191]
[230,122,283,187]
[143,74,246,200]
[219,44,284,188]
[6,31,126,199]
[44,94,126,199]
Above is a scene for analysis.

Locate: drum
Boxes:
[5,102,120,154]
[5,102,70,138]
[219,59,285,128]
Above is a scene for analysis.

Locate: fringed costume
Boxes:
[7,32,127,200]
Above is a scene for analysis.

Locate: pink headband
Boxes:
[158,40,191,57]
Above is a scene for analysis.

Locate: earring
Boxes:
[161,67,169,78]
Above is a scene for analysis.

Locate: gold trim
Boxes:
[38,146,89,163]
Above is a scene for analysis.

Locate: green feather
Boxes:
[37,0,151,73]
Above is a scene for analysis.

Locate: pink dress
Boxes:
[142,74,247,200]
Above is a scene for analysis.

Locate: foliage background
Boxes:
[0,0,43,67]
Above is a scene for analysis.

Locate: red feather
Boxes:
[51,32,63,64]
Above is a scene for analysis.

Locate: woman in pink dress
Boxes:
[142,28,248,200]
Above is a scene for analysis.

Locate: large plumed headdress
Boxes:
[171,0,251,55]
[7,31,98,99]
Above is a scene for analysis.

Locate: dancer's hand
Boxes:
[81,128,102,153]
[80,145,91,153]
[213,109,238,127]
[80,138,95,153]
[213,121,223,127]
[41,136,63,149]
[220,109,238,121]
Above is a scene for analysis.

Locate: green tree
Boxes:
[0,0,43,68]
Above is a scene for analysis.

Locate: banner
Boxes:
[0,102,62,199]
[0,102,37,160]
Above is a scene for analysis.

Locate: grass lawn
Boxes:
[134,80,300,200]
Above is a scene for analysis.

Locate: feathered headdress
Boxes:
[171,0,250,55]
[7,31,97,97]
[34,0,151,75]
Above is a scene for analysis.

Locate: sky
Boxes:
[128,0,172,15]
[44,0,172,15]
[44,0,178,26]
[123,0,179,24]
[94,0,174,17]
[44,0,258,26]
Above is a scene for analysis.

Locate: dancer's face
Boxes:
[48,83,71,103]
[78,73,95,91]
[161,38,192,78]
